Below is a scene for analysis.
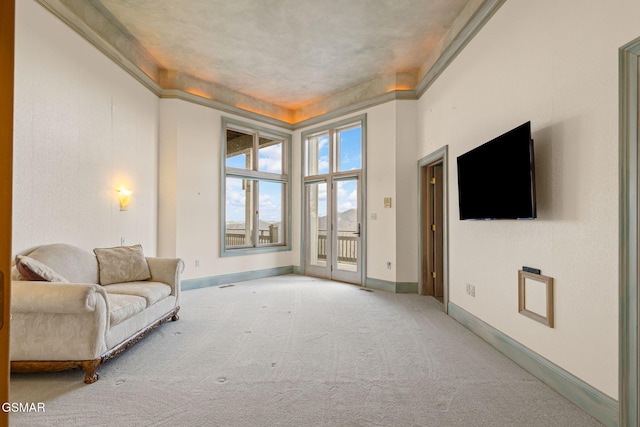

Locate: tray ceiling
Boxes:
[44,0,496,123]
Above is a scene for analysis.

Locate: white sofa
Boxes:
[10,243,182,383]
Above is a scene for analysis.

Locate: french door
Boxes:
[305,174,361,284]
[303,118,365,285]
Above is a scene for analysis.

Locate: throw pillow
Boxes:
[15,255,69,282]
[93,244,151,286]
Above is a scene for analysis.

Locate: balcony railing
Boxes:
[225,228,278,246]
[224,228,357,265]
[316,234,357,264]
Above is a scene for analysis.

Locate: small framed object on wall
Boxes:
[518,270,554,328]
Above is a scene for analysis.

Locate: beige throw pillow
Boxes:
[93,244,151,286]
[16,255,69,282]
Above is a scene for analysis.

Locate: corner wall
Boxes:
[13,0,159,255]
[158,98,294,280]
[417,0,640,399]
[395,101,419,283]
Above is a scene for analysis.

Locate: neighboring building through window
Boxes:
[222,118,291,255]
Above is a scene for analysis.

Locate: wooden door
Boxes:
[432,165,444,297]
[422,162,444,298]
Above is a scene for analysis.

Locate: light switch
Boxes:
[384,197,392,208]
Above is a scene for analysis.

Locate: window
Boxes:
[304,122,363,178]
[222,118,291,255]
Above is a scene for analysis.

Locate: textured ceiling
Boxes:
[93,0,471,110]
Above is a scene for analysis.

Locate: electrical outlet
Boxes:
[195,259,200,268]
[470,285,476,297]
[120,237,125,246]
[386,261,391,269]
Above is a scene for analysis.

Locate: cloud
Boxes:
[258,144,282,173]
[317,135,329,149]
[317,159,329,173]
[258,182,283,222]
[226,178,244,190]
[226,190,245,208]
[259,193,271,204]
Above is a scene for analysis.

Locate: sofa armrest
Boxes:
[11,281,109,315]
[11,281,110,361]
[146,257,183,297]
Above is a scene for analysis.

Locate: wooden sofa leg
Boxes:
[82,360,100,384]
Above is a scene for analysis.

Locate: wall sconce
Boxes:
[117,188,132,211]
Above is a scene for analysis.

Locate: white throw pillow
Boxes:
[93,244,151,286]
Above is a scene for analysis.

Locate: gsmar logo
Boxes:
[2,402,45,413]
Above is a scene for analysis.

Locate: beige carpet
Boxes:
[10,275,602,426]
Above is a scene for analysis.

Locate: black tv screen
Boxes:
[457,121,536,220]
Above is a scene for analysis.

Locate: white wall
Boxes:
[418,0,640,399]
[13,0,159,255]
[363,103,398,282]
[158,99,294,280]
[395,101,419,283]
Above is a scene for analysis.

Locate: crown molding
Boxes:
[160,88,417,132]
[415,0,506,97]
[35,0,162,96]
[160,89,295,130]
[34,0,502,128]
[292,90,416,131]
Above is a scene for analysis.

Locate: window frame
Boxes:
[221,117,292,256]
[299,114,367,281]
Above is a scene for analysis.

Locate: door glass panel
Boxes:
[335,179,358,272]
[258,181,284,245]
[303,120,363,284]
[308,182,328,267]
[258,137,283,174]
[336,126,361,172]
[225,177,253,247]
[306,133,330,176]
[226,129,254,170]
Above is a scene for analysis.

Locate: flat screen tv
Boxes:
[457,121,536,220]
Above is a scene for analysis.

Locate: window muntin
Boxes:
[222,119,290,254]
